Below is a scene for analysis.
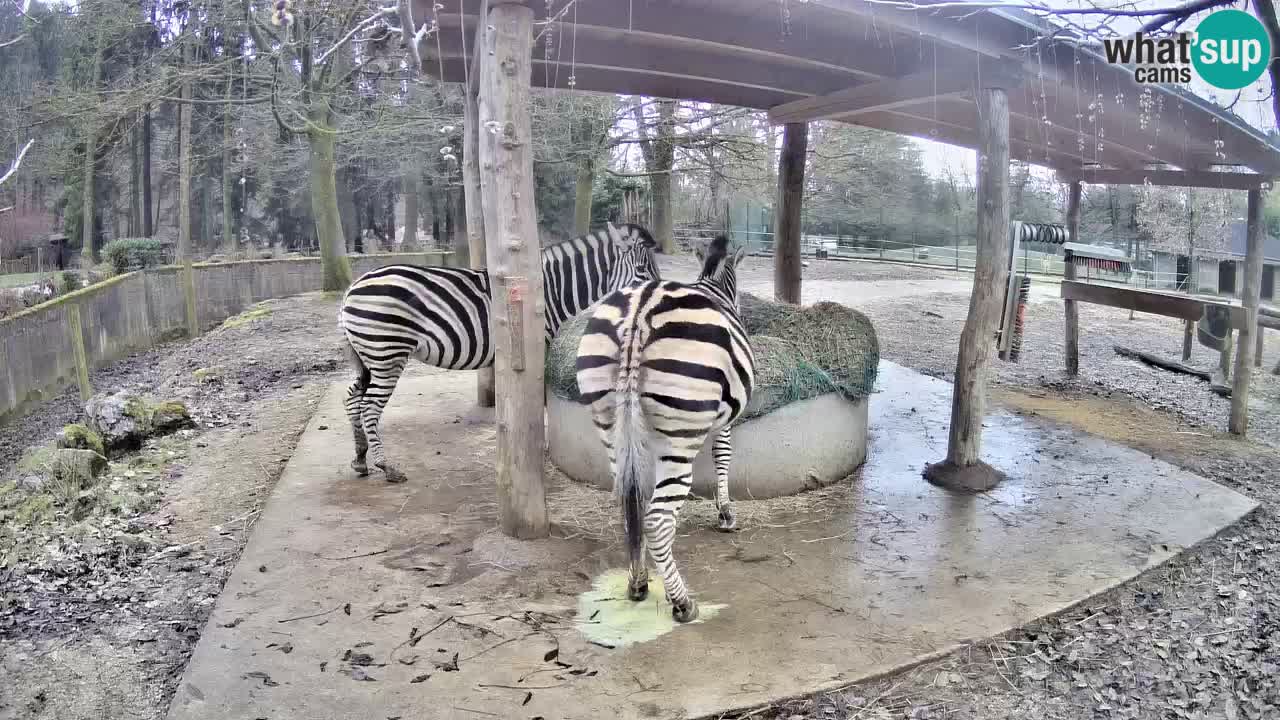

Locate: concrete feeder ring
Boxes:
[545,293,879,501]
[547,391,869,500]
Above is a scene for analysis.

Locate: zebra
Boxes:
[575,234,754,623]
[340,222,661,483]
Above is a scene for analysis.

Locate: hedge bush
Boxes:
[102,238,165,273]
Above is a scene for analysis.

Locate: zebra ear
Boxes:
[605,221,626,245]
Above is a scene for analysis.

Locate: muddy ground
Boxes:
[1,257,1278,720]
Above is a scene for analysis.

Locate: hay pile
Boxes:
[546,292,879,422]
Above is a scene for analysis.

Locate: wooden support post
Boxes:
[774,121,807,304]
[66,303,93,402]
[1229,188,1265,435]
[924,86,1011,492]
[478,1,548,539]
[1256,327,1264,367]
[1182,319,1194,361]
[1063,181,1081,376]
[463,3,495,408]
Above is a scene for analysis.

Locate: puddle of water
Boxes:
[576,569,726,648]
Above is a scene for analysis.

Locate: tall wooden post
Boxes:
[924,86,1011,492]
[774,122,808,304]
[463,1,495,408]
[478,1,548,538]
[1229,187,1265,435]
[1063,180,1082,375]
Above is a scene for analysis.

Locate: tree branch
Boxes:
[0,139,34,188]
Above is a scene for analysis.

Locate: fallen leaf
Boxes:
[348,652,375,666]
[410,674,431,684]
[543,647,559,663]
[522,691,533,706]
[219,617,243,629]
[243,671,279,687]
[343,603,351,616]
[349,667,376,682]
[398,655,419,666]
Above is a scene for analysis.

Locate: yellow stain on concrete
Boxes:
[577,569,725,648]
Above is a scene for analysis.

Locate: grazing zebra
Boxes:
[575,235,754,623]
[340,222,661,483]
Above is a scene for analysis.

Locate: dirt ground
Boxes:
[1,257,1278,720]
[0,294,347,720]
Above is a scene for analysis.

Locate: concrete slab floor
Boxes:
[167,362,1257,720]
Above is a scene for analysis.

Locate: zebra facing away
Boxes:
[340,222,661,483]
[575,235,755,623]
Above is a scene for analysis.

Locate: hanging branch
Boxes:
[0,139,34,188]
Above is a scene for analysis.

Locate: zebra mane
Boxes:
[698,234,732,278]
[544,223,657,252]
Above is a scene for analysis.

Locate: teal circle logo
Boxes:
[1192,10,1271,90]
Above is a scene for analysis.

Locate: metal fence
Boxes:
[684,228,1195,290]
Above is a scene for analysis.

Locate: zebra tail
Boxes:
[338,309,371,389]
[613,383,651,575]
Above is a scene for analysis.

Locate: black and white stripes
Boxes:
[575,235,754,622]
[339,222,660,482]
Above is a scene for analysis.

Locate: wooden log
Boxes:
[1063,181,1081,376]
[1230,187,1265,435]
[774,121,807,304]
[1113,345,1211,382]
[925,86,1010,492]
[462,3,495,408]
[478,1,549,539]
[1256,326,1265,368]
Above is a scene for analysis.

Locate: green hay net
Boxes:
[545,292,880,422]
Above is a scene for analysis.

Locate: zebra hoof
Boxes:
[378,463,408,484]
[627,579,649,602]
[716,506,737,532]
[671,599,699,624]
[351,459,369,476]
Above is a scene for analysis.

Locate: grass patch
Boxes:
[220,303,273,329]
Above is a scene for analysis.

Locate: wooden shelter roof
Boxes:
[424,0,1280,183]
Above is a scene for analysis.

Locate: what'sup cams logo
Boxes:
[1102,9,1271,90]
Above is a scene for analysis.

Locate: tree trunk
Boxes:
[924,86,1011,492]
[427,175,441,245]
[773,122,807,304]
[129,124,141,237]
[142,105,153,237]
[451,184,469,266]
[80,32,105,264]
[463,41,494,407]
[337,167,358,252]
[385,185,396,248]
[309,122,353,291]
[633,99,678,252]
[222,93,236,251]
[1064,181,1082,375]
[478,1,548,539]
[403,167,419,250]
[177,43,193,262]
[1230,188,1265,435]
[573,155,594,235]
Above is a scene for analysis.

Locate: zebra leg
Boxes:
[362,360,408,484]
[646,452,697,623]
[712,426,736,531]
[345,377,369,475]
[588,397,649,601]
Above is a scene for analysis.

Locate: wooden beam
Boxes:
[1229,188,1265,435]
[462,1,494,408]
[774,122,807,304]
[1063,181,1082,376]
[478,1,548,539]
[769,60,1021,125]
[1062,168,1269,191]
[928,85,1011,490]
[1061,281,1206,321]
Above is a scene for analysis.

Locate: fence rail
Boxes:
[0,251,457,424]
[675,229,1196,290]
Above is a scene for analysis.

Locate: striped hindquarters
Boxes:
[578,280,756,441]
[340,264,493,371]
